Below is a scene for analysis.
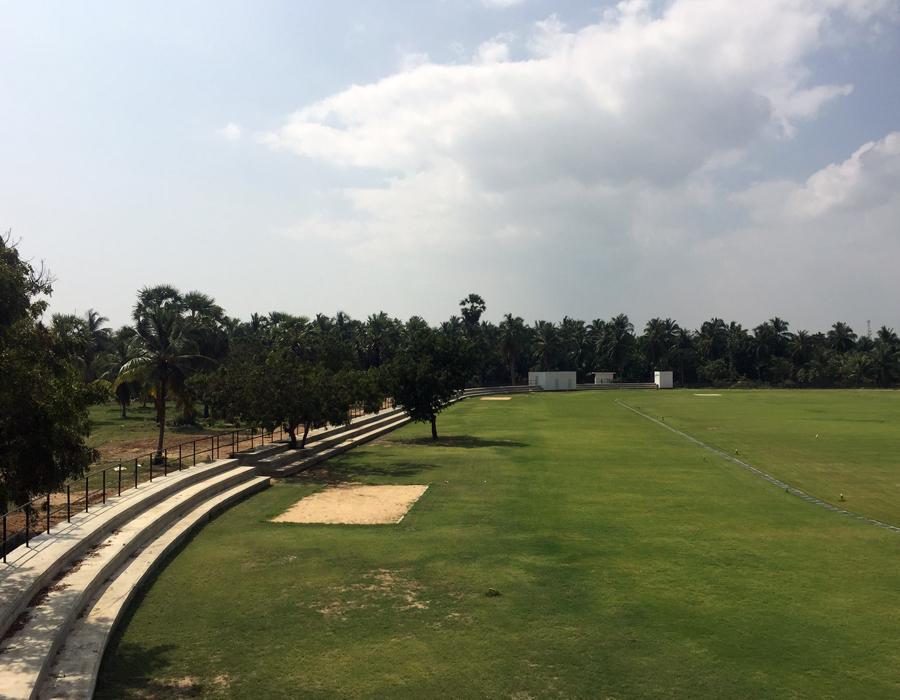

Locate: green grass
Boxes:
[88,402,234,450]
[621,389,900,527]
[96,391,900,699]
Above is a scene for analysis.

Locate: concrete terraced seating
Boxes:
[245,407,412,478]
[0,459,269,700]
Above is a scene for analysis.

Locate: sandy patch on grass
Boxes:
[480,396,512,400]
[694,393,722,396]
[273,483,428,524]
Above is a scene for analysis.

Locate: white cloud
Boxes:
[216,123,241,141]
[479,0,531,7]
[261,0,895,327]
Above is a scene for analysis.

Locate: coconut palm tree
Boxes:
[498,314,527,385]
[697,318,727,361]
[827,322,857,353]
[601,314,635,378]
[533,320,560,372]
[642,317,676,369]
[117,305,211,456]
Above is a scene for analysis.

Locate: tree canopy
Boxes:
[0,232,100,509]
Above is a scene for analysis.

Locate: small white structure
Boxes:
[592,372,615,384]
[529,371,577,391]
[654,371,674,389]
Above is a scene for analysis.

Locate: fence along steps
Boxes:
[35,474,268,700]
[0,462,268,700]
[255,409,412,477]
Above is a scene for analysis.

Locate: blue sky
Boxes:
[2,0,898,334]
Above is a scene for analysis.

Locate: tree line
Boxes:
[3,229,898,509]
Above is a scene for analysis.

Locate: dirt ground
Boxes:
[273,483,429,524]
[96,435,223,465]
[480,397,512,400]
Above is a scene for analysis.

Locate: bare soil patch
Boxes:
[480,396,512,400]
[273,483,428,524]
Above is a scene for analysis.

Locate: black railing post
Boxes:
[102,470,106,504]
[150,456,153,482]
[164,449,168,477]
[179,444,182,471]
[46,493,50,534]
[67,484,71,522]
[2,514,6,563]
[134,458,138,489]
[25,507,30,548]
[85,475,89,513]
[118,465,122,497]
[210,436,214,460]
[193,441,196,466]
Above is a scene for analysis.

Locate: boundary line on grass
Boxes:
[615,399,900,534]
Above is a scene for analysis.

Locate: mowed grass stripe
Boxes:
[96,392,900,699]
[623,389,900,527]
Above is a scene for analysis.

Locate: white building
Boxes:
[654,371,674,389]
[528,371,577,391]
[592,372,615,384]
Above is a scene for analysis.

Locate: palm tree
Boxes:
[533,320,560,372]
[601,314,635,378]
[101,327,138,417]
[643,317,676,369]
[498,314,527,385]
[697,318,727,361]
[827,322,857,353]
[876,326,899,348]
[871,344,898,386]
[118,306,211,456]
[749,322,777,380]
[787,330,814,369]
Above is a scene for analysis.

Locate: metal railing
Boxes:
[0,399,397,564]
[0,424,287,563]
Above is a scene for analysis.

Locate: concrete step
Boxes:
[35,475,269,700]
[255,410,408,473]
[0,466,262,700]
[258,414,413,478]
[232,408,406,466]
[0,459,240,644]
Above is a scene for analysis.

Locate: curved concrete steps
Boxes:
[0,463,268,700]
[35,475,268,700]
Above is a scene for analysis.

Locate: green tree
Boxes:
[498,314,527,385]
[0,232,100,509]
[827,322,857,353]
[118,296,211,457]
[389,323,475,440]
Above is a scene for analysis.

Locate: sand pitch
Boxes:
[273,483,429,524]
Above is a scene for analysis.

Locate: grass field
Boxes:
[622,389,900,527]
[88,403,232,450]
[96,391,900,699]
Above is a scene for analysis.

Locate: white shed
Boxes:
[528,371,577,391]
[592,372,615,384]
[654,371,674,389]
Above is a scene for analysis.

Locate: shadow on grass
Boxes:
[287,460,442,484]
[383,435,529,449]
[94,642,192,699]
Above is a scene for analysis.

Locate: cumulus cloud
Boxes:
[260,0,895,326]
[216,123,241,141]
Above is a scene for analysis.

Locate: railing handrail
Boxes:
[1,399,394,563]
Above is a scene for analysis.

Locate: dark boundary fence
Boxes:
[0,424,291,564]
[0,398,397,564]
[1,399,396,564]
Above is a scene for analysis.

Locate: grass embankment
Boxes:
[623,389,900,527]
[97,391,900,699]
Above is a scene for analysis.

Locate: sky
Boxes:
[2,0,898,335]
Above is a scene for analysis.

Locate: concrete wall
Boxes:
[528,371,577,391]
[593,372,615,384]
[654,371,674,389]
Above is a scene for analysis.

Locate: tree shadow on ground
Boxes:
[287,460,441,484]
[382,435,529,449]
[94,642,191,700]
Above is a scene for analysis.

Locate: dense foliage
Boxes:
[0,232,101,509]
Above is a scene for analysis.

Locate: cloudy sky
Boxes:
[2,0,898,334]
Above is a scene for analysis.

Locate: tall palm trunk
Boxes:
[509,360,515,386]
